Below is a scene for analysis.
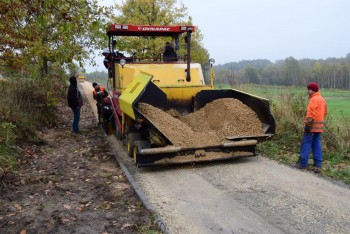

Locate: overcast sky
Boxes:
[87,0,350,72]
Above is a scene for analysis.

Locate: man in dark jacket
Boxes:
[67,76,82,133]
[102,48,125,69]
[163,42,178,62]
[102,48,114,69]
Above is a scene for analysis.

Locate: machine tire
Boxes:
[133,140,151,164]
[126,132,142,157]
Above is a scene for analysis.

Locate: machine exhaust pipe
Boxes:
[185,29,192,82]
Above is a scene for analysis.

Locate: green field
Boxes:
[229,84,350,120]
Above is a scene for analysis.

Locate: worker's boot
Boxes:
[294,163,307,170]
[313,166,322,173]
[294,157,307,170]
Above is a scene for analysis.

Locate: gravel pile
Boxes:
[138,98,264,147]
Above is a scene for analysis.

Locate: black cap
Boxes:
[92,82,98,87]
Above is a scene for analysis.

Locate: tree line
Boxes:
[214,53,350,90]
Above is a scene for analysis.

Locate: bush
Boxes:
[0,74,66,180]
[0,76,65,130]
[0,122,18,179]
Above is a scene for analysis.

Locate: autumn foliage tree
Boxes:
[0,0,110,79]
[111,0,210,63]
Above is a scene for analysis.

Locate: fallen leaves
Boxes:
[84,201,93,207]
[76,204,85,212]
[14,204,22,211]
[103,201,115,210]
[112,182,130,191]
[121,222,133,230]
[63,204,71,210]
[0,99,156,233]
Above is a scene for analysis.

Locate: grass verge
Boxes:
[246,85,350,184]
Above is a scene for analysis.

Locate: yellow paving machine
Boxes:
[105,24,275,167]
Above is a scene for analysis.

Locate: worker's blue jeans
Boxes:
[71,107,80,133]
[299,132,322,167]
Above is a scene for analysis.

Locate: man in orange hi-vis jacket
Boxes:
[296,82,327,173]
[92,83,108,124]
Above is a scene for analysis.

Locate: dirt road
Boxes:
[0,82,158,234]
[82,81,350,234]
